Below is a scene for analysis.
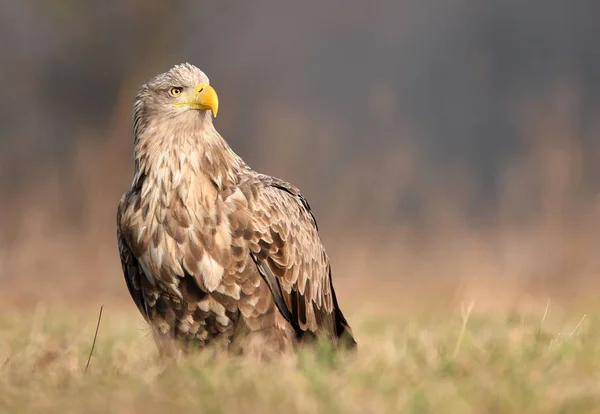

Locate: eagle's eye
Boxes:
[168,87,183,97]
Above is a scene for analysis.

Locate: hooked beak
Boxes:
[174,83,219,117]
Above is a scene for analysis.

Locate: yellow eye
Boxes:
[168,87,183,97]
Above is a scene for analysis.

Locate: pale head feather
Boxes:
[131,63,245,186]
[133,63,213,140]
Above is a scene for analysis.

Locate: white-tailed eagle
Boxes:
[117,63,355,356]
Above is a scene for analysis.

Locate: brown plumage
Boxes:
[117,63,355,356]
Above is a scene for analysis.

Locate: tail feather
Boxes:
[329,266,357,349]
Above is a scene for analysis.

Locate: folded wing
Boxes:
[226,175,356,347]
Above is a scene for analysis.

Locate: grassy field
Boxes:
[1,301,600,414]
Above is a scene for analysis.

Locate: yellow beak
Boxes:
[174,83,219,117]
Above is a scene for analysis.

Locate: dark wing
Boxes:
[227,175,356,347]
[117,192,150,321]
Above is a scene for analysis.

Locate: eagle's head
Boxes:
[133,63,219,138]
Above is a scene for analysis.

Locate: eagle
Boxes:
[117,63,355,356]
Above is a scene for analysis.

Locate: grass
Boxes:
[1,302,600,413]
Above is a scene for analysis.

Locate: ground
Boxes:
[1,300,600,414]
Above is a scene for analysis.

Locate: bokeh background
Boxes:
[2,0,600,308]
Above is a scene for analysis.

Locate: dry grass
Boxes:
[2,301,600,413]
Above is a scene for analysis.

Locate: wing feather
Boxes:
[227,175,356,346]
[117,193,150,321]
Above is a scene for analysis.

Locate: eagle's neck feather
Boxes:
[133,121,245,208]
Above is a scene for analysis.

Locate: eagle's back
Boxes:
[117,168,355,355]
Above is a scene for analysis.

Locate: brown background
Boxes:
[2,0,600,308]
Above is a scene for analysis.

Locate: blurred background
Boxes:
[1,0,600,308]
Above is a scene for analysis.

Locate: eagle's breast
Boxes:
[122,154,236,299]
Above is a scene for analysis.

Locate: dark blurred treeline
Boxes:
[2,0,600,234]
[2,0,600,301]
